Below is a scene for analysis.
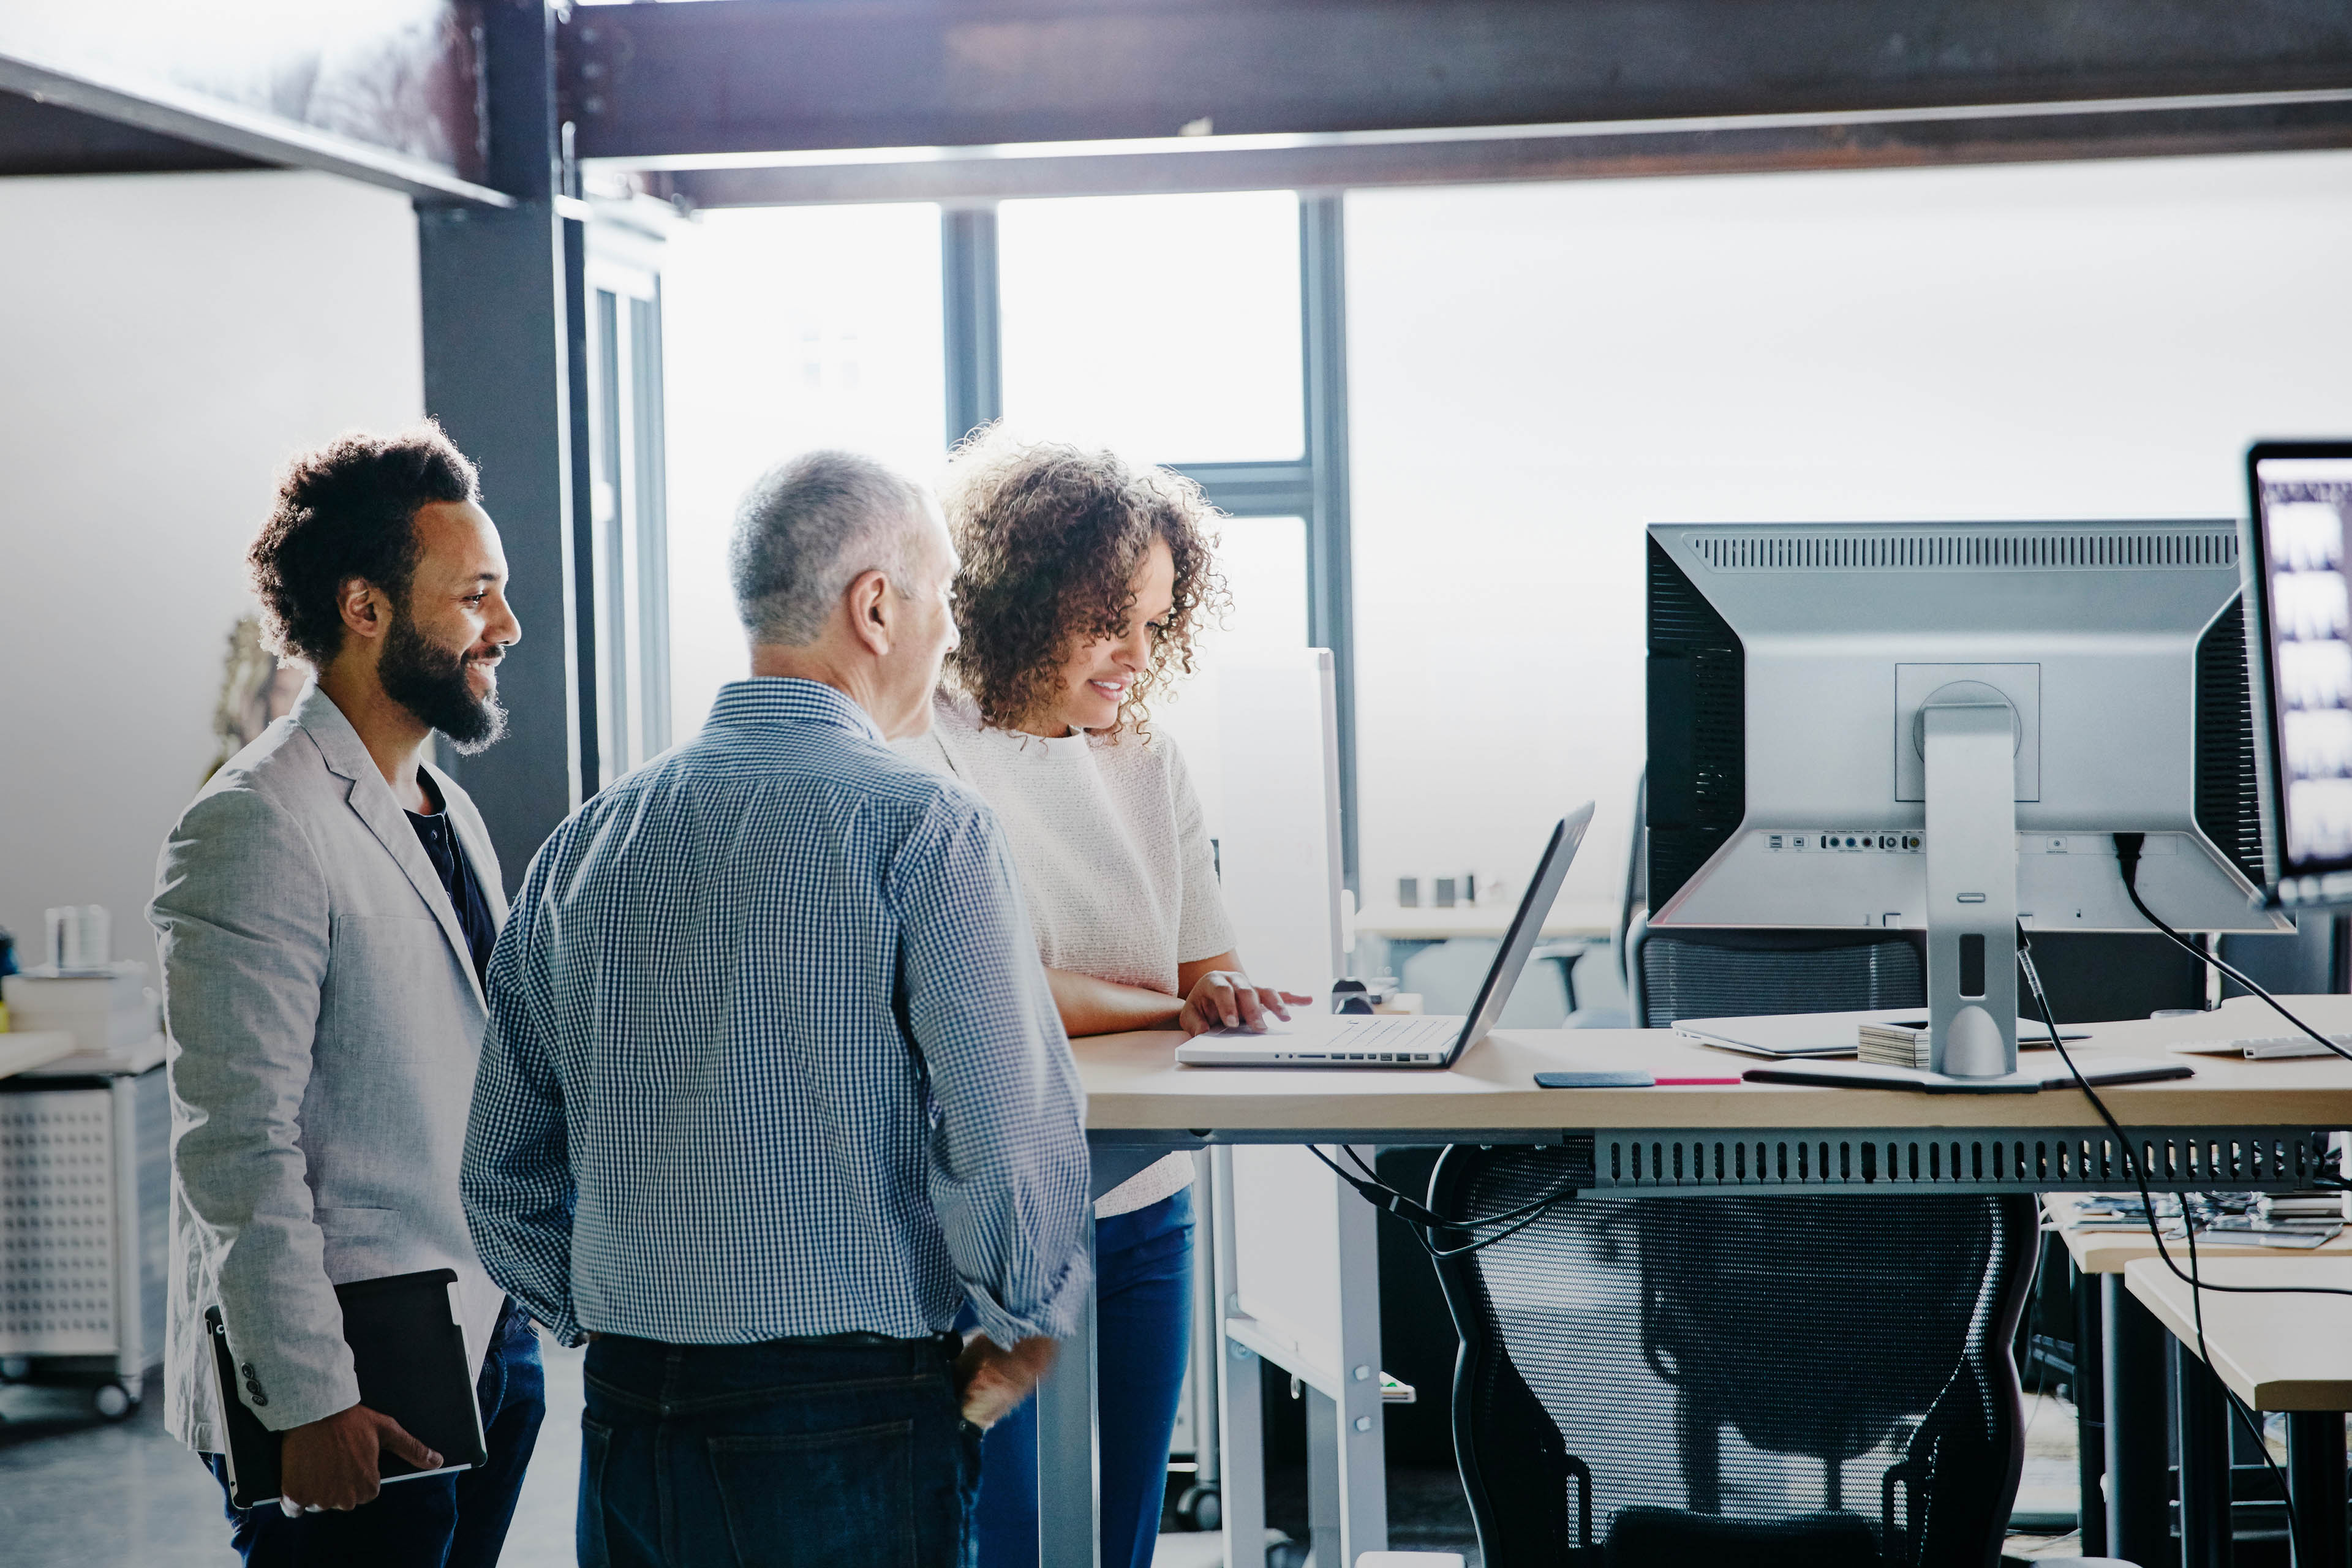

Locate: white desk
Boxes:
[0,1031,77,1080]
[2125,1253,2352,1411]
[2048,1189,2352,1564]
[2125,1253,2352,1568]
[1044,995,2352,1567]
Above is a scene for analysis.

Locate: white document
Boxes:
[2169,1033,2352,1060]
[1676,1008,2083,1059]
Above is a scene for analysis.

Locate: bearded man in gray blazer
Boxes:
[150,425,542,1566]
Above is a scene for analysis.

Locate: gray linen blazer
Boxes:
[149,681,509,1452]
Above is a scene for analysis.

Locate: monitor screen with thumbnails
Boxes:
[2247,442,2352,907]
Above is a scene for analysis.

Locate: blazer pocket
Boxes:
[325,915,469,1056]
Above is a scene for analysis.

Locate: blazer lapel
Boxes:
[296,685,488,1010]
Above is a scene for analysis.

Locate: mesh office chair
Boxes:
[1613,769,1928,1028]
[1629,924,1926,1027]
[1429,1146,2037,1567]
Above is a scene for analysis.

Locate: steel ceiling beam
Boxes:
[0,1,508,205]
[0,91,262,178]
[638,89,2352,207]
[562,0,2352,164]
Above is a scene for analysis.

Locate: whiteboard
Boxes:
[1208,648,1346,1003]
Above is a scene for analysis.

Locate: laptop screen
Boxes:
[1447,803,1594,1062]
[2250,443,2352,898]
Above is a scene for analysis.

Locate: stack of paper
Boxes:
[2,962,156,1050]
[1858,1020,1933,1071]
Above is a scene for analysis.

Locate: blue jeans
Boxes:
[206,1296,546,1568]
[967,1187,1195,1568]
[579,1330,979,1568]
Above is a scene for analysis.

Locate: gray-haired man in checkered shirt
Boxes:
[462,450,1091,1567]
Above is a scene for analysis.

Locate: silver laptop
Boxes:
[1175,804,1594,1069]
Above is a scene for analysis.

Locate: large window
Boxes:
[655,192,1321,826]
[1344,150,2352,928]
[998,190,1304,463]
[995,192,1316,839]
[658,203,946,736]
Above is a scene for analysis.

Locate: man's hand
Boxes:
[954,1335,1057,1430]
[1178,971,1315,1036]
[277,1403,441,1515]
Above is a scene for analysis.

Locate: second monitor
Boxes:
[1646,518,2288,1078]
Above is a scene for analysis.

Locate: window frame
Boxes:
[941,193,1361,888]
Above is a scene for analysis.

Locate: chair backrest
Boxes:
[1630,926,1926,1028]
[1429,1145,2036,1567]
[1619,769,1648,992]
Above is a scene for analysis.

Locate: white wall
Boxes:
[1346,149,2352,921]
[0,171,424,969]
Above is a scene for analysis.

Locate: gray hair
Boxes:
[728,450,932,646]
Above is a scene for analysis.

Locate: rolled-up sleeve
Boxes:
[461,848,586,1346]
[892,797,1092,1348]
[150,786,356,1432]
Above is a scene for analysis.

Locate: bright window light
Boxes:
[998,190,1303,464]
[1346,151,2352,920]
[659,203,946,737]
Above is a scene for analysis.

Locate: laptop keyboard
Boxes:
[1229,1014,1460,1064]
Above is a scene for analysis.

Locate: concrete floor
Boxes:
[0,1336,1305,1567]
[0,1336,587,1568]
[0,1340,2071,1567]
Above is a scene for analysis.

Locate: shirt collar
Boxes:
[707,678,888,745]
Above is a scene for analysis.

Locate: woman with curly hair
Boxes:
[900,428,1308,1568]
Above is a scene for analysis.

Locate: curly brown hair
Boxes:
[941,427,1227,741]
[247,424,479,668]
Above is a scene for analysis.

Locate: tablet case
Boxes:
[206,1267,488,1510]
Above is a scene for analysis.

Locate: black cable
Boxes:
[1303,1144,1585,1259]
[1324,1140,1578,1231]
[2017,927,2312,1558]
[2113,831,2352,1066]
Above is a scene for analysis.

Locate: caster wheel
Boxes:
[92,1382,135,1420]
[1175,1483,1221,1532]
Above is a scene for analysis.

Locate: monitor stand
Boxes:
[1921,695,2021,1078]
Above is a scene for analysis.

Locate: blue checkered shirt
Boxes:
[461,678,1092,1351]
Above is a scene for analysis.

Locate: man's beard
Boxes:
[379,603,508,755]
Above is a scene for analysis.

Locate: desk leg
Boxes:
[1307,1387,1342,1563]
[2075,1257,2108,1558]
[1037,1213,1101,1568]
[1211,1148,1267,1568]
[2289,1411,2348,1568]
[1331,1146,1389,1564]
[2106,1275,2171,1567]
[2175,1339,2234,1568]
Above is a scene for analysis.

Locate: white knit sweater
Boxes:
[899,689,1235,1216]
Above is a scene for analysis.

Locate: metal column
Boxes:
[1298,194,1357,894]
[942,205,1001,449]
[2106,1274,2173,1566]
[1035,1214,1101,1568]
[1210,1146,1268,1568]
[2075,1258,2109,1557]
[2290,1411,2349,1568]
[2176,1338,2234,1568]
[417,0,586,888]
[1327,1144,1388,1562]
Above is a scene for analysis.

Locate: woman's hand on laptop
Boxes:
[1178,971,1314,1036]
